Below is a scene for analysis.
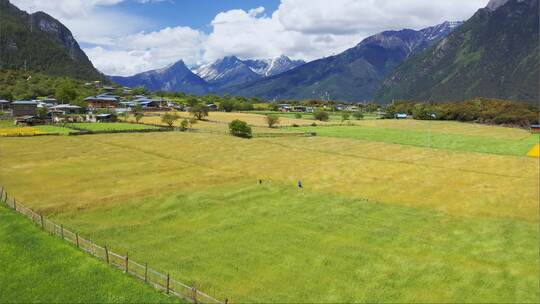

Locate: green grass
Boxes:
[33,125,78,135]
[52,182,539,303]
[292,125,539,156]
[0,204,182,303]
[67,123,161,132]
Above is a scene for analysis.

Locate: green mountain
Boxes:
[375,0,539,104]
[0,0,104,81]
[218,22,462,102]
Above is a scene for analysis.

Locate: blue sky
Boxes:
[11,0,489,76]
[112,0,281,34]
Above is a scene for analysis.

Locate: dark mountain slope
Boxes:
[109,60,208,95]
[375,0,539,104]
[222,21,461,102]
[0,0,104,80]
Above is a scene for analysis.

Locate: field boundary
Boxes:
[0,187,226,304]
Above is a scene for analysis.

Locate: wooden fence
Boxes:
[0,187,226,304]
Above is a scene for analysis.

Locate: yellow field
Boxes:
[130,111,334,127]
[1,121,538,302]
[0,127,44,136]
[0,132,537,221]
[528,144,540,157]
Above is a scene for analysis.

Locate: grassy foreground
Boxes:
[0,205,180,303]
[52,182,539,303]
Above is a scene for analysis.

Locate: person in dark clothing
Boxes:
[298,180,303,188]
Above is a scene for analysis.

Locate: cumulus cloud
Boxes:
[86,26,206,76]
[11,0,490,76]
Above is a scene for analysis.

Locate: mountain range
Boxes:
[0,0,103,80]
[223,21,463,101]
[2,0,538,104]
[376,0,539,103]
[109,55,305,94]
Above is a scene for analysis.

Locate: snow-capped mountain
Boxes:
[194,55,305,90]
[244,56,306,77]
[223,21,463,102]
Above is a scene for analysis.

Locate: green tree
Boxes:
[187,96,199,107]
[55,82,77,104]
[179,118,189,131]
[132,105,144,123]
[265,114,280,128]
[219,99,235,112]
[161,112,179,127]
[341,112,350,121]
[353,112,364,120]
[314,110,330,121]
[294,113,302,119]
[229,119,252,138]
[190,104,209,120]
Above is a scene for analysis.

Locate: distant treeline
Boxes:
[384,99,539,127]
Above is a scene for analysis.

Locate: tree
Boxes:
[55,82,77,103]
[265,114,280,128]
[219,99,235,112]
[161,112,179,127]
[37,107,48,118]
[190,104,209,120]
[186,96,199,107]
[229,119,252,138]
[132,105,144,123]
[295,113,302,119]
[353,112,364,120]
[314,109,329,121]
[179,118,189,131]
[341,112,350,121]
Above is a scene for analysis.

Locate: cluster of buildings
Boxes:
[0,90,172,125]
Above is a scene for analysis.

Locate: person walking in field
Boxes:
[298,180,303,189]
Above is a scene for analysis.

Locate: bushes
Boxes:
[229,120,252,138]
[313,110,330,121]
[265,114,280,128]
[385,98,539,127]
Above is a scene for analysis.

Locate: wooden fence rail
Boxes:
[0,187,225,304]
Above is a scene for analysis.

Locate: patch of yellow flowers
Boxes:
[527,144,540,158]
[0,127,45,137]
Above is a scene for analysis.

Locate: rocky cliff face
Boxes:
[0,0,104,80]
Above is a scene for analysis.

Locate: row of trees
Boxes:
[384,98,539,127]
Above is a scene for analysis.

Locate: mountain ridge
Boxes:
[0,0,104,80]
[219,21,462,102]
[375,0,539,104]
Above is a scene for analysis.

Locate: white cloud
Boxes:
[86,26,207,76]
[11,0,491,76]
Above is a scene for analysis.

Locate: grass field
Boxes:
[0,123,77,136]
[292,120,539,156]
[0,120,538,302]
[67,122,161,132]
[0,204,181,303]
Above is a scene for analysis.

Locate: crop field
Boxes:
[0,120,538,303]
[0,205,181,303]
[293,120,539,156]
[136,111,333,127]
[67,122,161,132]
[0,121,77,136]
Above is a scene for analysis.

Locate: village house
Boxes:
[0,100,10,111]
[50,104,83,115]
[531,124,540,134]
[11,100,38,117]
[84,94,119,108]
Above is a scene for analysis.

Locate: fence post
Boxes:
[76,233,80,248]
[105,246,109,264]
[13,198,16,210]
[144,263,148,283]
[125,252,129,273]
[40,214,44,229]
[225,298,228,304]
[60,225,64,240]
[166,273,170,294]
